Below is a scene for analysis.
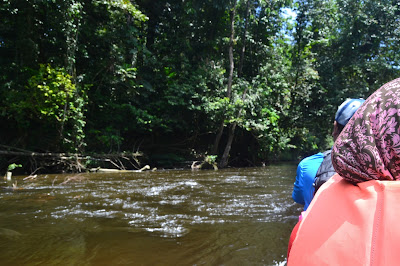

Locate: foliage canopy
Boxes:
[0,0,399,171]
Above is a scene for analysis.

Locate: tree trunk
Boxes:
[238,0,250,77]
[219,122,237,168]
[211,121,224,155]
[211,2,237,156]
[218,2,237,167]
[226,4,236,99]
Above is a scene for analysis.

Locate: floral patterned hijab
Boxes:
[332,78,400,184]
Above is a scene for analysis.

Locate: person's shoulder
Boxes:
[299,152,324,165]
[297,152,324,172]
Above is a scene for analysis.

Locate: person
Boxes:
[313,98,366,194]
[287,77,400,265]
[292,98,365,211]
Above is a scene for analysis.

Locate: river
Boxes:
[0,164,301,265]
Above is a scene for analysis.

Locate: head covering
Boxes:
[335,98,365,126]
[332,78,400,184]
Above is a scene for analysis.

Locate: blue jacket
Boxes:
[292,153,324,210]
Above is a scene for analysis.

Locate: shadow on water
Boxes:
[0,163,301,265]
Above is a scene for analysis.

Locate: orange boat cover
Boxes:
[288,174,400,265]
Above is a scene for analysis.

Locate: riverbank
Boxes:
[1,144,301,176]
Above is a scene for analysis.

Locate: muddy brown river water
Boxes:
[0,164,301,265]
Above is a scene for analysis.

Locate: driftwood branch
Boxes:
[0,145,144,173]
[0,150,84,159]
[89,165,151,173]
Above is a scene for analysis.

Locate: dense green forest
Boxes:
[1,0,400,173]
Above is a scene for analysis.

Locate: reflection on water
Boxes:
[0,164,301,265]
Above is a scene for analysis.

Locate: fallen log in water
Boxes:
[89,165,151,173]
[0,144,144,173]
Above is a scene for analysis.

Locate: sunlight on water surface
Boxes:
[0,164,300,265]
